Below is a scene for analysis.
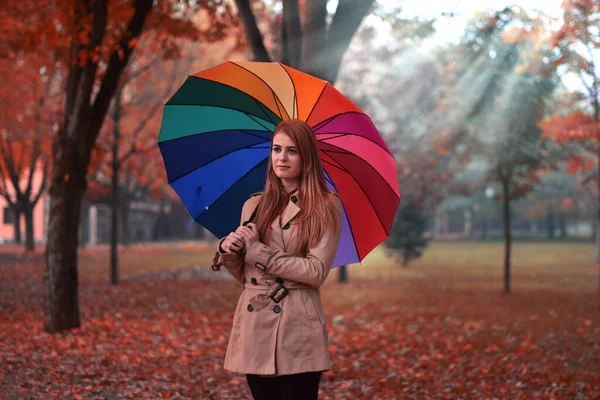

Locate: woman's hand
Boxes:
[221,232,245,254]
[236,223,259,247]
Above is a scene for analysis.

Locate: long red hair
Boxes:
[254,119,339,255]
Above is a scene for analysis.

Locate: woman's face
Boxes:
[272,132,302,183]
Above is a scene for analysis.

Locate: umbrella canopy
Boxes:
[158,61,401,267]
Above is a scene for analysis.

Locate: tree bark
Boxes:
[547,208,555,240]
[302,0,327,75]
[24,205,35,251]
[481,219,488,241]
[559,213,567,239]
[44,0,153,332]
[235,0,372,84]
[318,0,374,83]
[501,170,512,294]
[234,0,271,61]
[44,177,85,332]
[282,0,302,68]
[12,207,21,244]
[110,89,121,285]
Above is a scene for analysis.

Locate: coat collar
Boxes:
[271,195,301,229]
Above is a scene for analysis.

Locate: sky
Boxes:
[325,0,564,44]
[398,0,563,27]
[378,0,564,42]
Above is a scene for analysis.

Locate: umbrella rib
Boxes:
[244,111,278,133]
[164,133,271,183]
[231,62,290,120]
[321,148,400,235]
[253,99,278,124]
[322,165,374,262]
[317,133,346,141]
[271,91,285,120]
[319,132,394,156]
[279,62,298,119]
[170,76,281,124]
[159,127,271,146]
[322,145,399,202]
[304,83,328,123]
[341,167,390,237]
[323,169,361,263]
[160,105,274,144]
[313,110,364,131]
[194,157,270,221]
[313,111,382,137]
[321,158,349,173]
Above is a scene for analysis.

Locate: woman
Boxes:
[215,119,342,400]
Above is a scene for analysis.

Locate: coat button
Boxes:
[247,304,254,312]
[251,277,257,285]
[282,222,290,230]
[273,305,281,313]
[290,195,297,204]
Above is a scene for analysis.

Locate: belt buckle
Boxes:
[269,283,289,303]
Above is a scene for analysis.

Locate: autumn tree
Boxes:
[0,52,60,251]
[540,0,600,260]
[432,7,558,292]
[2,0,236,332]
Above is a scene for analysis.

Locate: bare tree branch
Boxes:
[118,59,180,166]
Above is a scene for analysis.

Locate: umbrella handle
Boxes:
[212,199,261,272]
[242,199,261,226]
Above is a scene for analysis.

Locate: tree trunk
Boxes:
[302,0,327,75]
[235,0,372,84]
[559,213,567,239]
[234,0,271,61]
[24,205,35,251]
[481,219,488,240]
[282,0,302,68]
[110,89,121,285]
[501,174,511,294]
[43,0,153,332]
[313,0,374,83]
[43,179,85,332]
[13,207,21,244]
[338,264,348,283]
[547,208,555,240]
[110,171,119,285]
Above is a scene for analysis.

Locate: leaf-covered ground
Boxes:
[1,241,599,399]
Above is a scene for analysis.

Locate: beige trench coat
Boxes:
[217,192,342,376]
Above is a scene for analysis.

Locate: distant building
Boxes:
[0,167,48,244]
[1,167,215,246]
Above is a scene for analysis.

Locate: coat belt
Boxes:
[244,281,313,311]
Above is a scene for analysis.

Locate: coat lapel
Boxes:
[281,199,301,228]
[270,198,301,230]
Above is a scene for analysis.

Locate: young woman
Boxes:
[215,119,343,400]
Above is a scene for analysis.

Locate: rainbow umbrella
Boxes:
[158,61,401,267]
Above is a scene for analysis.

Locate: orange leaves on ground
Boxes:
[0,245,599,398]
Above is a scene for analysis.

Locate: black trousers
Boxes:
[245,371,322,400]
